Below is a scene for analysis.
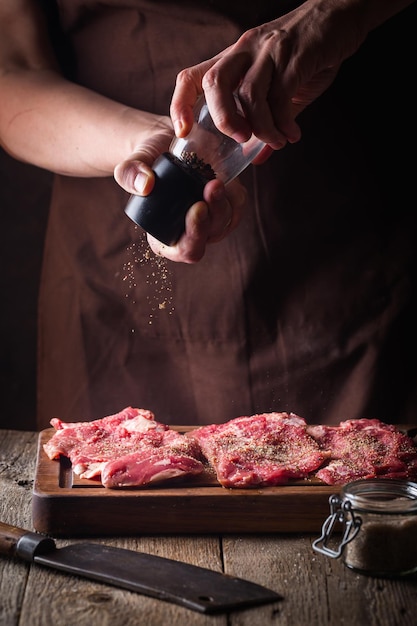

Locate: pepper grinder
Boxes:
[124,95,265,245]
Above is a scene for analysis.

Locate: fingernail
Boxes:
[274,140,287,150]
[288,122,302,144]
[232,131,250,144]
[195,203,209,223]
[211,185,226,202]
[134,171,148,194]
[173,119,184,137]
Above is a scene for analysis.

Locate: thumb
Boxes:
[114,158,155,196]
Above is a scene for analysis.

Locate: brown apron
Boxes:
[37,0,417,428]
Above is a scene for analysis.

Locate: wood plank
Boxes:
[222,535,417,626]
[32,428,337,536]
[0,430,38,626]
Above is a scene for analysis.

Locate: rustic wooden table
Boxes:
[1,429,416,626]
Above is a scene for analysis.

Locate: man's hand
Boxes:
[170,0,410,149]
[114,135,247,264]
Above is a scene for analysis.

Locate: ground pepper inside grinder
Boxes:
[124,94,265,245]
[313,479,417,577]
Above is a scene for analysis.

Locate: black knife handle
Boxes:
[0,521,55,560]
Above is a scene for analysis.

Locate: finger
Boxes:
[267,69,302,143]
[201,52,254,143]
[269,95,301,144]
[238,51,301,146]
[114,159,155,195]
[251,144,274,165]
[203,178,245,243]
[146,177,246,261]
[147,201,210,264]
[170,59,217,137]
[236,52,286,147]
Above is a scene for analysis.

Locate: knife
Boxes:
[0,521,282,614]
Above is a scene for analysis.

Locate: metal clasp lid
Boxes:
[312,494,362,559]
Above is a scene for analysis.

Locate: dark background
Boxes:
[0,149,51,430]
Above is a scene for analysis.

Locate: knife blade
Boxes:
[0,521,282,614]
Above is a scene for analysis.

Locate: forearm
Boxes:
[0,0,171,177]
[0,69,170,177]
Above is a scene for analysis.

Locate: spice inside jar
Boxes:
[313,479,417,578]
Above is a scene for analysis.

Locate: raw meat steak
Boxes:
[307,418,417,485]
[44,406,204,488]
[188,412,328,488]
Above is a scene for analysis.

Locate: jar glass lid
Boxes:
[341,479,417,513]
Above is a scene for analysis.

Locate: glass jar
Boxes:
[313,479,417,577]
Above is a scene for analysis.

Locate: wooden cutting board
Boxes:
[32,427,341,537]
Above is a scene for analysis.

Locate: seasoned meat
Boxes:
[44,407,417,490]
[307,419,417,485]
[188,412,327,488]
[44,406,204,487]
